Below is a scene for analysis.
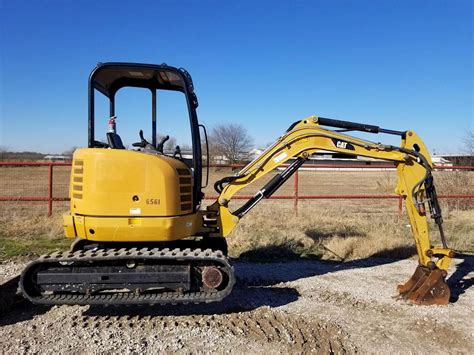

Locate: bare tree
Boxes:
[179,143,193,154]
[461,128,473,155]
[210,124,253,164]
[461,128,473,165]
[62,146,79,157]
[0,145,7,161]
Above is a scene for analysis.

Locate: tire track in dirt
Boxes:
[65,307,353,353]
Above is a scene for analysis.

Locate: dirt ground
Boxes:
[0,255,472,354]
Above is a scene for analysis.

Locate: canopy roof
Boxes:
[91,62,189,98]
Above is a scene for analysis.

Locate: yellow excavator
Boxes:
[20,62,453,306]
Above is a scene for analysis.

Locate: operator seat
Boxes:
[106,132,125,149]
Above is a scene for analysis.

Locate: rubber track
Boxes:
[20,247,235,306]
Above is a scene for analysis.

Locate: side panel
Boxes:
[83,214,202,242]
[64,212,203,242]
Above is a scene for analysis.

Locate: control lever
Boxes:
[174,145,182,159]
[157,135,169,153]
[132,130,152,149]
[93,140,109,148]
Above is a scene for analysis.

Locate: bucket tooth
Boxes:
[397,265,427,296]
[397,266,450,305]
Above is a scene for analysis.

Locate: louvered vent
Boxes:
[72,160,84,199]
[177,168,192,212]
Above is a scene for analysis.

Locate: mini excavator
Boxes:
[20,63,454,306]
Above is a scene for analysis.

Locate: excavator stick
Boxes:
[397,266,450,305]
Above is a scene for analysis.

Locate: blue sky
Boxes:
[0,0,472,154]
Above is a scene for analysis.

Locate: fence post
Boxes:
[48,163,53,216]
[294,170,299,216]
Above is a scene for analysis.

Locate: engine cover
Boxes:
[63,148,199,242]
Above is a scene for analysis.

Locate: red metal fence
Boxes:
[0,161,472,216]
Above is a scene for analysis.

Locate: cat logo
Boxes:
[331,138,355,150]
[336,141,347,149]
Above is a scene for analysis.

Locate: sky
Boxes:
[0,0,472,154]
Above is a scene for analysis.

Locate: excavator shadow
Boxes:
[0,275,50,327]
[83,250,407,318]
[234,245,411,288]
[71,252,472,319]
[447,253,474,303]
[84,286,300,318]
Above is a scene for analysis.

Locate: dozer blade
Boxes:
[397,265,450,305]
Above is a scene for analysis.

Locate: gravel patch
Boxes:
[0,256,472,353]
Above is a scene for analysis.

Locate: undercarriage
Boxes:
[21,242,235,306]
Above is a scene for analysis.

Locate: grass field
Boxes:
[0,166,472,261]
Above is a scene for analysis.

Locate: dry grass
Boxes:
[1,199,472,263]
[0,167,472,262]
[434,170,473,211]
[0,203,70,260]
[226,200,474,261]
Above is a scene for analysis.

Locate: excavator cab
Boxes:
[88,62,205,208]
[56,63,215,243]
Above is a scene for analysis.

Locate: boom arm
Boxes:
[205,116,453,304]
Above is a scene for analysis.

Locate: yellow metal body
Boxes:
[63,115,452,272]
[63,148,201,242]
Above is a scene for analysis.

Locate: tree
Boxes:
[62,147,80,157]
[0,145,7,161]
[461,129,473,155]
[461,128,473,165]
[210,124,253,164]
